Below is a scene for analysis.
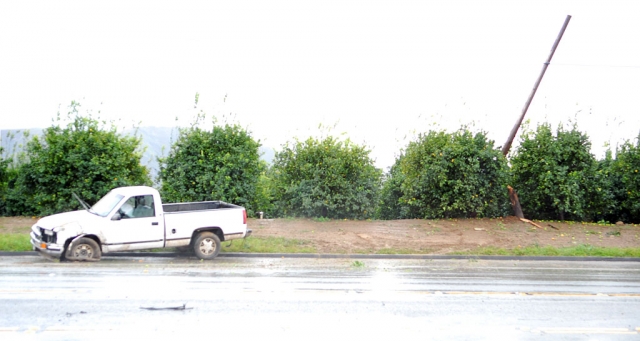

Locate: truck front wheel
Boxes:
[193,232,221,260]
[66,237,102,261]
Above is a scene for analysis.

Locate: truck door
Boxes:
[104,194,165,251]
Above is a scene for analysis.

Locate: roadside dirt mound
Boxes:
[248,217,640,254]
[2,216,639,254]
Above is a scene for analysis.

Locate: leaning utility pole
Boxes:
[501,15,572,156]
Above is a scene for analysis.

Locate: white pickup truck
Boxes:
[30,186,251,261]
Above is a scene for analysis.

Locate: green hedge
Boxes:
[270,136,381,219]
[158,122,264,215]
[380,128,510,219]
[510,123,606,221]
[4,102,151,216]
[2,101,638,224]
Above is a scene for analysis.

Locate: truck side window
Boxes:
[118,198,135,219]
[131,195,155,218]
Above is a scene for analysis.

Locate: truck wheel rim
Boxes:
[199,238,216,255]
[73,244,94,259]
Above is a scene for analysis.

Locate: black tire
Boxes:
[66,237,102,261]
[193,232,221,260]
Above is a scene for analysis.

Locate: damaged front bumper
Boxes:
[30,225,64,259]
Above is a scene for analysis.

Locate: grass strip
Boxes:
[454,244,640,257]
[220,236,316,253]
[3,232,638,258]
[0,234,317,254]
[0,234,32,252]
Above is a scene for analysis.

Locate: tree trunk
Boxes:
[507,186,524,219]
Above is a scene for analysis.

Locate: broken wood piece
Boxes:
[140,304,192,311]
[548,224,559,230]
[473,228,485,231]
[520,218,542,229]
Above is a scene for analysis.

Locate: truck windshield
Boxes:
[91,192,125,217]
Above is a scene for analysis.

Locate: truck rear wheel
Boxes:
[66,237,102,261]
[193,232,221,260]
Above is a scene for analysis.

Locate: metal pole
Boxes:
[501,15,572,156]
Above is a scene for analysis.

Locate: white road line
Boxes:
[536,327,638,335]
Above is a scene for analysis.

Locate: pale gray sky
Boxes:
[1,0,639,169]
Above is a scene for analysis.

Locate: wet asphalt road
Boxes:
[0,255,639,340]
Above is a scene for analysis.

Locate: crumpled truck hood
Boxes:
[36,210,101,230]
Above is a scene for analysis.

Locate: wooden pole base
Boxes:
[508,185,524,219]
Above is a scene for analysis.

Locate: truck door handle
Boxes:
[152,222,159,226]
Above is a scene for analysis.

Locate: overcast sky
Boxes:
[1,0,639,169]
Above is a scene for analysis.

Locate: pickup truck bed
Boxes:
[163,201,249,248]
[162,201,240,212]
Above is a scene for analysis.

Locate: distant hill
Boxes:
[0,129,43,164]
[1,127,275,181]
[133,126,178,181]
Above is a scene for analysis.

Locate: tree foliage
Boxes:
[376,158,411,219]
[253,168,276,218]
[611,135,640,223]
[5,102,151,216]
[271,136,382,219]
[510,123,603,221]
[158,120,263,214]
[0,148,10,215]
[390,128,509,219]
[584,150,622,223]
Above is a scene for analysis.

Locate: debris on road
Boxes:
[140,304,192,311]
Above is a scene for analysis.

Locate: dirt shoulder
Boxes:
[3,216,639,254]
[0,217,38,233]
[248,217,640,254]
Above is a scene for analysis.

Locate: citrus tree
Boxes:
[158,122,264,215]
[271,136,382,219]
[393,128,509,219]
[510,123,602,221]
[611,135,640,223]
[5,102,151,216]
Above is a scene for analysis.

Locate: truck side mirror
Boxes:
[111,213,122,221]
